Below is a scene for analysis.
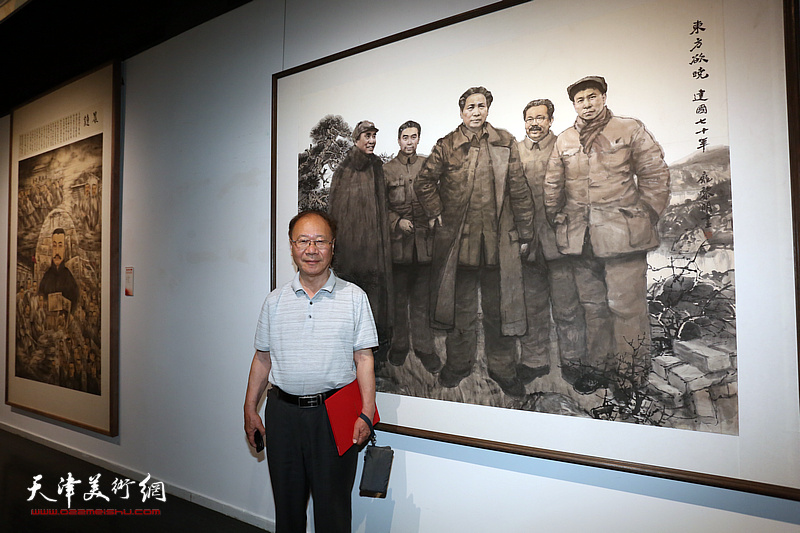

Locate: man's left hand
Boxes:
[398,218,414,234]
[353,416,371,446]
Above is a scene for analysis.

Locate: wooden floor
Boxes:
[0,428,269,532]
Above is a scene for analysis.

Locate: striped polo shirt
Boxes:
[254,270,378,396]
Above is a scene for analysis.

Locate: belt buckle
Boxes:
[299,393,323,408]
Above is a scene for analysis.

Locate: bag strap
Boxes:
[359,413,377,446]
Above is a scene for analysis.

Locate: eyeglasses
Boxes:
[291,238,333,250]
[524,116,550,124]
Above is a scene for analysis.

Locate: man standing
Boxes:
[38,228,79,315]
[243,210,377,533]
[415,87,535,398]
[327,120,393,362]
[517,99,586,384]
[544,76,670,393]
[383,120,441,373]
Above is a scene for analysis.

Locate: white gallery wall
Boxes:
[1,0,799,531]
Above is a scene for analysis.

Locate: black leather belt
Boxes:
[274,386,340,408]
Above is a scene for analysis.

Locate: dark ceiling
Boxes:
[0,0,252,116]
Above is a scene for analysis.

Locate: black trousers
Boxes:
[265,387,359,533]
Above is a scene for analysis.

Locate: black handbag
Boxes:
[357,413,394,498]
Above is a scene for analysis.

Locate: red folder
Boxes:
[325,380,379,456]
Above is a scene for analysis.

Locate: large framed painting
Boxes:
[272,0,800,498]
[6,63,120,436]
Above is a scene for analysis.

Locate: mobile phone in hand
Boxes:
[254,430,264,452]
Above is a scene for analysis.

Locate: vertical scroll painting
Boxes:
[6,64,120,436]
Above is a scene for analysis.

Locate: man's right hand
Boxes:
[244,409,266,449]
[243,349,271,451]
[428,215,442,230]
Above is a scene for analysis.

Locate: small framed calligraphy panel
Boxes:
[6,63,121,436]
